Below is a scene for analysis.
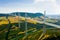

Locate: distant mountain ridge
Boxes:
[0,14,10,17]
[47,15,60,19]
[11,12,43,18]
[0,12,43,18]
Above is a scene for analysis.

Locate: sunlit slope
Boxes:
[0,16,37,25]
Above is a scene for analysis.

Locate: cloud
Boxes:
[0,0,60,15]
[33,0,60,15]
[34,0,56,4]
[0,7,39,13]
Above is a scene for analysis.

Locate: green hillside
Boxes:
[0,18,60,40]
[0,14,60,40]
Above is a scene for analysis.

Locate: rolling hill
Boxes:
[11,12,43,18]
[0,12,43,18]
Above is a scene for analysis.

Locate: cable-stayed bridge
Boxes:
[10,13,60,28]
[5,13,60,40]
[36,21,60,28]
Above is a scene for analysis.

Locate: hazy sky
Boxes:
[0,0,60,15]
